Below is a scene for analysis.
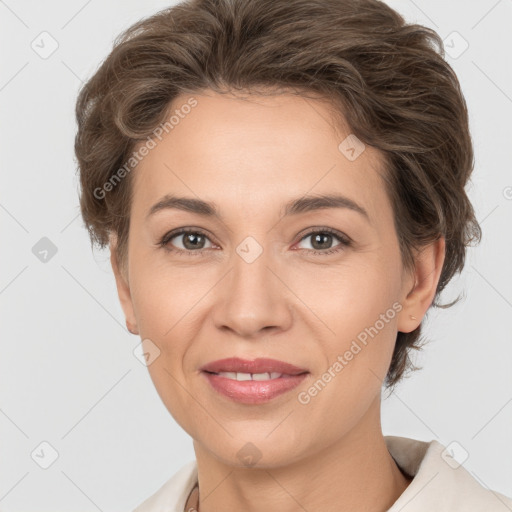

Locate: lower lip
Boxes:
[202,371,308,404]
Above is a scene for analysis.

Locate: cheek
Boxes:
[129,257,203,336]
[295,279,398,431]
[130,266,196,418]
[292,259,400,379]
[291,256,399,326]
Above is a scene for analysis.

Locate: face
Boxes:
[112,89,442,467]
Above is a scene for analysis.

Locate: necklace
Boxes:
[184,483,200,512]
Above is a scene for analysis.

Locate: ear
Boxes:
[397,236,446,333]
[110,234,139,335]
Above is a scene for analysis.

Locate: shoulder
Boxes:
[132,459,198,512]
[385,436,512,511]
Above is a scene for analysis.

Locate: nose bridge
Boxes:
[212,236,292,337]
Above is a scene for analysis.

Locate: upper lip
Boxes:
[200,357,309,375]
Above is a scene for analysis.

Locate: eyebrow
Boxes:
[146,193,370,223]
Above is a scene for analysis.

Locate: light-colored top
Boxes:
[132,436,512,512]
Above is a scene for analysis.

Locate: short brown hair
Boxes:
[74,0,482,389]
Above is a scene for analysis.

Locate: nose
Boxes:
[212,245,293,338]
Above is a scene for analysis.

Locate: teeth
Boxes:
[216,371,283,380]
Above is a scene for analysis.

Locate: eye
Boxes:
[158,226,351,257]
[159,228,215,255]
[294,228,351,255]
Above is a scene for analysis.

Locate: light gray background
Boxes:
[1,0,511,510]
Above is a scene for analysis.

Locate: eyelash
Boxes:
[158,227,352,257]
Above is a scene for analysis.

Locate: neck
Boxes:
[189,395,412,512]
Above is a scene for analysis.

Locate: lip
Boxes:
[200,357,309,405]
[199,357,309,375]
[201,372,309,404]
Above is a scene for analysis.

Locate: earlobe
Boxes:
[397,237,446,333]
[109,235,139,336]
[126,321,139,335]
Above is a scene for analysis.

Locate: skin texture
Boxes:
[111,89,445,512]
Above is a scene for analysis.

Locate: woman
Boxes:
[74,0,512,510]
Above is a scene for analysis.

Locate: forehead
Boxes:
[130,90,390,224]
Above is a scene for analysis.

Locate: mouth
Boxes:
[199,357,310,404]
